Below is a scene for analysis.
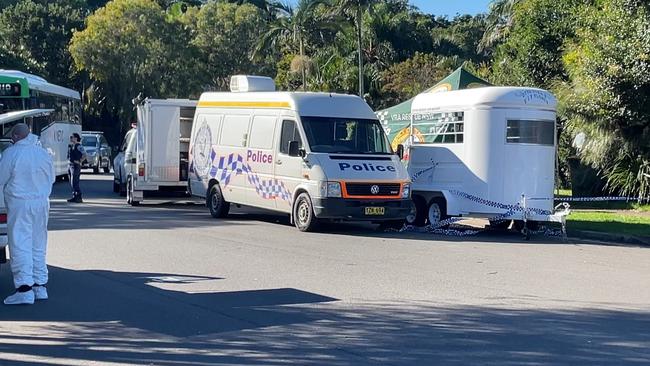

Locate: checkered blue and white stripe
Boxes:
[209,151,292,202]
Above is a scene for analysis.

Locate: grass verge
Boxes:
[568,211,650,237]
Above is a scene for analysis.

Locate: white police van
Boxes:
[188,75,411,231]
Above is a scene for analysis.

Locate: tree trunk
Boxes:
[357,2,363,98]
[300,37,306,92]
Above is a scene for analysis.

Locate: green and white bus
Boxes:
[0,70,82,178]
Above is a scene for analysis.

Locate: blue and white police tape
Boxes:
[410,165,436,182]
[554,196,648,202]
[449,190,554,216]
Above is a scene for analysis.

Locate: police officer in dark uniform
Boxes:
[67,133,85,203]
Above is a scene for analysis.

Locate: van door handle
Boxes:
[276,159,282,165]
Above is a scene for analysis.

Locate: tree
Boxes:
[70,0,196,131]
[253,0,340,91]
[558,0,650,198]
[190,1,271,90]
[479,0,520,53]
[334,0,377,97]
[489,0,585,87]
[380,52,461,109]
[0,0,87,85]
[432,14,487,64]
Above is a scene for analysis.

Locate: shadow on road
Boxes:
[0,265,336,336]
[0,265,649,365]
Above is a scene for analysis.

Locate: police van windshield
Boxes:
[301,116,392,154]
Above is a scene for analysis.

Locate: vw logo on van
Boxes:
[370,185,380,195]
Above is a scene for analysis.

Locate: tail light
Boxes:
[138,163,145,177]
[0,214,7,224]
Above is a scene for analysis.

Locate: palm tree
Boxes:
[479,0,521,53]
[253,0,340,91]
[334,0,376,98]
[225,0,284,20]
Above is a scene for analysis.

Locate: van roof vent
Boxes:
[230,75,276,93]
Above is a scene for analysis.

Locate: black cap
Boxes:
[72,133,81,140]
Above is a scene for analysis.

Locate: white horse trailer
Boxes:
[404,87,568,231]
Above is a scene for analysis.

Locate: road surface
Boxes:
[1,174,649,365]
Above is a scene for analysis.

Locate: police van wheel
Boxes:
[427,198,449,227]
[208,184,229,218]
[405,196,427,227]
[293,193,318,232]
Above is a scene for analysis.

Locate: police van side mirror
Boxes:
[288,141,303,157]
[396,144,404,160]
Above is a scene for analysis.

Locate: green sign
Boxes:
[0,83,21,97]
[0,75,29,98]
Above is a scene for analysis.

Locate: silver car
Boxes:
[82,132,112,174]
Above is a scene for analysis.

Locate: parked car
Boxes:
[81,131,112,174]
[113,128,136,195]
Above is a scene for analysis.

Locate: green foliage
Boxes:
[490,0,586,87]
[0,0,87,85]
[191,1,271,90]
[70,0,195,129]
[432,14,487,64]
[254,0,342,91]
[558,0,650,198]
[379,52,461,108]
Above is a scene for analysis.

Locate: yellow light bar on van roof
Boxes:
[197,101,290,108]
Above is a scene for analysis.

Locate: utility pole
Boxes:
[357,1,364,98]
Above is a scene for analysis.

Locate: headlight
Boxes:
[327,182,342,198]
[319,181,342,198]
[401,183,411,199]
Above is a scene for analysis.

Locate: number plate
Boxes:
[365,207,385,215]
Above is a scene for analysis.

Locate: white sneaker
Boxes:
[33,286,48,300]
[4,290,35,305]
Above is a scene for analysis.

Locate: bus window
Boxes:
[0,98,24,113]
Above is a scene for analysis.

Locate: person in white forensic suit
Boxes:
[0,123,54,305]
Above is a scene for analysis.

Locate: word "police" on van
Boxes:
[339,162,396,172]
[247,150,273,164]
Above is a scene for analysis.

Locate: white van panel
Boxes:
[149,106,180,182]
[249,115,276,150]
[220,115,250,147]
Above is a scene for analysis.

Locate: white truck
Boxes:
[188,75,411,231]
[120,99,197,205]
[401,87,569,233]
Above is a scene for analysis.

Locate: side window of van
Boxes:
[279,120,302,155]
[249,116,276,150]
[220,115,250,147]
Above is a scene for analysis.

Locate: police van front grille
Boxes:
[344,183,401,197]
